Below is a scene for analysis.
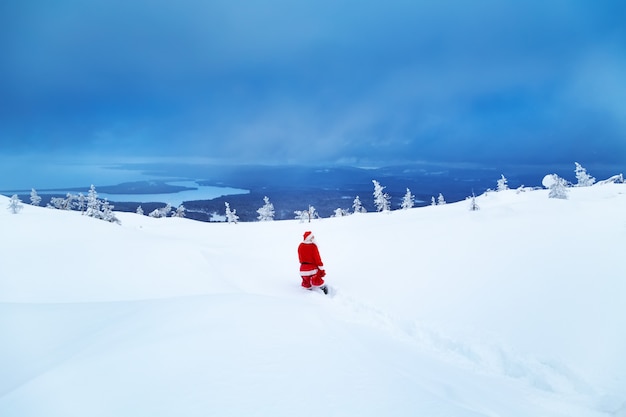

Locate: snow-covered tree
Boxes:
[225,202,239,224]
[48,197,66,210]
[162,203,173,217]
[48,193,75,210]
[101,199,120,224]
[437,193,446,205]
[256,196,275,221]
[294,205,319,223]
[468,193,480,211]
[352,196,366,213]
[64,193,75,210]
[173,204,186,218]
[431,196,436,206]
[30,189,41,206]
[497,174,509,191]
[136,205,144,215]
[75,193,86,213]
[332,208,349,217]
[7,194,24,214]
[545,174,569,199]
[149,204,172,218]
[401,188,415,210]
[86,185,101,218]
[372,180,391,212]
[574,162,596,187]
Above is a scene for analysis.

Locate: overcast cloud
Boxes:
[1,0,625,166]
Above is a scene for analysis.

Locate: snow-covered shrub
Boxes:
[332,208,350,217]
[149,204,172,218]
[515,185,529,194]
[437,193,446,205]
[101,199,120,224]
[136,206,144,215]
[596,174,624,185]
[49,193,75,210]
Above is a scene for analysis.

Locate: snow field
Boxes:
[1,183,625,416]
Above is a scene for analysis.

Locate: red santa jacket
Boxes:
[298,241,324,275]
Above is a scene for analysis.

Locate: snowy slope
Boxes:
[1,183,625,417]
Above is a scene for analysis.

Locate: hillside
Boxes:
[1,183,625,416]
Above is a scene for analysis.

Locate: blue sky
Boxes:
[2,0,625,167]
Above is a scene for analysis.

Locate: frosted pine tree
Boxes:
[162,203,173,217]
[574,162,595,187]
[547,174,569,199]
[352,196,366,213]
[136,205,144,215]
[401,188,415,210]
[101,199,120,224]
[75,193,86,213]
[372,180,391,212]
[431,196,436,206]
[30,189,41,206]
[225,202,239,224]
[497,175,509,191]
[63,193,76,210]
[256,196,275,221]
[173,204,186,218]
[86,185,101,218]
[437,193,446,205]
[468,193,480,211]
[8,194,24,214]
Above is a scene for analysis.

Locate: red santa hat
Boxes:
[303,231,313,241]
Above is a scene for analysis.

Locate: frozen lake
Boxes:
[97,182,249,207]
[0,158,248,206]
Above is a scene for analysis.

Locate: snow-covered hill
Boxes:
[1,183,625,417]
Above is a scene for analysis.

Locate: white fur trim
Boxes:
[300,269,318,277]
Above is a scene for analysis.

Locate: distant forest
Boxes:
[5,162,620,222]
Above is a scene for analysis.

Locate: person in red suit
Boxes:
[298,231,328,293]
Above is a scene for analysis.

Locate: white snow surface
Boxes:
[2,183,626,417]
